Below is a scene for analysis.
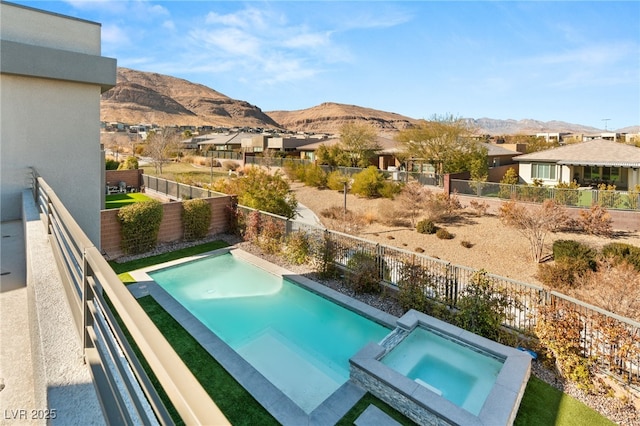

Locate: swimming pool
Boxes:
[147,252,391,414]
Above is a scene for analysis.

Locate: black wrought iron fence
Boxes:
[238,207,639,387]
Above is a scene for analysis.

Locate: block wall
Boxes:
[100,195,233,259]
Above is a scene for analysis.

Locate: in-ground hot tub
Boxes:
[350,310,531,426]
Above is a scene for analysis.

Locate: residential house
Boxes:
[514,139,640,190]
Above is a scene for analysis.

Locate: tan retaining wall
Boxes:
[100,195,233,259]
[106,169,144,190]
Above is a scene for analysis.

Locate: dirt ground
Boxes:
[290,182,640,286]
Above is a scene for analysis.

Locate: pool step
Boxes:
[354,405,402,426]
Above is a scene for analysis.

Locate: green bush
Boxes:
[346,251,381,294]
[182,199,212,241]
[351,166,385,198]
[118,200,163,255]
[455,270,515,340]
[284,231,311,265]
[436,228,453,240]
[416,219,437,234]
[537,259,589,289]
[601,242,640,271]
[552,240,596,270]
[105,159,121,170]
[302,164,327,188]
[327,170,349,191]
[311,232,337,278]
[397,263,432,312]
[118,156,139,170]
[379,181,402,199]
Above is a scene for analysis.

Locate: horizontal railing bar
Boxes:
[85,247,230,425]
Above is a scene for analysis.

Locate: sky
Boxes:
[12,1,640,129]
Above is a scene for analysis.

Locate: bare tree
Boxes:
[499,199,569,263]
[102,132,130,161]
[396,181,427,226]
[145,127,180,175]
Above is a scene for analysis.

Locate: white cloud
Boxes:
[101,24,130,45]
[162,20,175,31]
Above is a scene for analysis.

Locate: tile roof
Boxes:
[514,139,640,168]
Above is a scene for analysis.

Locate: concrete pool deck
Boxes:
[128,247,398,426]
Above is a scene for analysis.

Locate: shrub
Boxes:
[377,199,410,226]
[537,258,591,289]
[416,219,437,234]
[284,231,311,265]
[436,228,453,240]
[552,240,596,268]
[257,217,284,254]
[578,205,612,237]
[105,159,121,170]
[554,181,580,206]
[397,263,432,312]
[536,305,594,391]
[302,164,327,188]
[222,161,240,171]
[182,199,211,241]
[213,168,298,218]
[346,251,381,294]
[283,160,302,181]
[244,210,261,243]
[498,168,519,199]
[310,232,337,278]
[424,191,462,221]
[326,170,349,191]
[379,181,402,199]
[350,166,385,198]
[601,242,640,271]
[468,199,489,216]
[455,270,516,340]
[118,200,163,255]
[596,183,621,208]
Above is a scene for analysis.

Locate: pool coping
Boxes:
[127,247,399,426]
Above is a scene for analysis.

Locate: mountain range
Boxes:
[101,68,638,135]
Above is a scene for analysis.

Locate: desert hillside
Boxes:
[101,68,280,128]
[266,102,420,134]
[100,68,637,135]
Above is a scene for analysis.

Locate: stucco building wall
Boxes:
[0,2,116,245]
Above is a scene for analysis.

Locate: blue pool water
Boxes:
[148,253,390,413]
[382,327,504,415]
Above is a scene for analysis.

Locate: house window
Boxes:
[602,167,620,183]
[531,163,556,180]
[585,166,600,180]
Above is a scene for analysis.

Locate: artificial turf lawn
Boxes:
[514,376,615,426]
[105,193,154,209]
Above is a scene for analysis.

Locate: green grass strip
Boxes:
[514,376,615,426]
[105,193,154,209]
[138,296,279,426]
[108,240,229,275]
